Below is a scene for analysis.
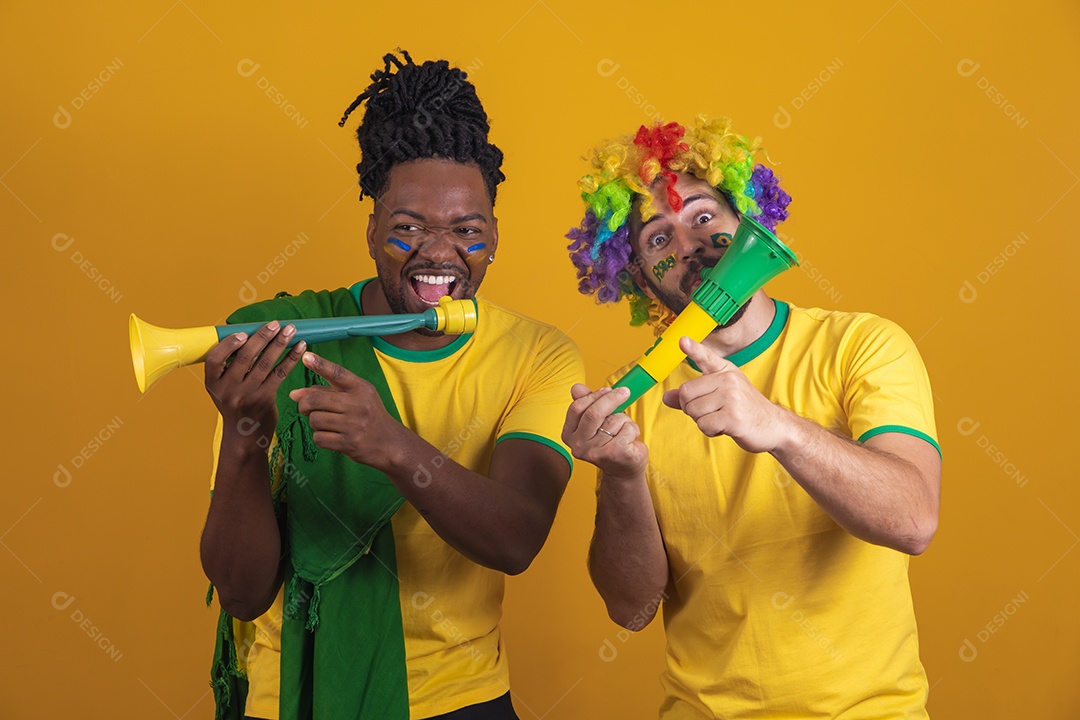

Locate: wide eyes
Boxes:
[644,212,717,250]
[646,232,669,250]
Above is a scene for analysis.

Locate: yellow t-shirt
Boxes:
[211,287,584,719]
[611,300,939,720]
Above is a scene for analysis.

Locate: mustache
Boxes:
[679,258,710,295]
[404,259,468,279]
[679,248,729,295]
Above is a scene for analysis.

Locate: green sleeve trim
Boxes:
[496,432,574,473]
[858,425,942,458]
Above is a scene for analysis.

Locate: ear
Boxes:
[623,204,657,299]
[489,215,499,262]
[625,254,656,300]
[365,213,377,260]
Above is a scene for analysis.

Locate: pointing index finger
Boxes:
[301,352,354,389]
[679,336,732,374]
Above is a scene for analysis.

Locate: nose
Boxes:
[671,225,706,263]
[415,229,462,262]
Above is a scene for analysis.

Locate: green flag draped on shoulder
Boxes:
[209,286,410,720]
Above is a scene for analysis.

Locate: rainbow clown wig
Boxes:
[566,116,792,334]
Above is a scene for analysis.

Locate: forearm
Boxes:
[201,432,284,620]
[771,411,938,554]
[379,431,560,575]
[588,471,669,630]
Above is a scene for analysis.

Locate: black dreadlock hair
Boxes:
[339,50,505,204]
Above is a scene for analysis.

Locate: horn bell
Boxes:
[129,314,220,394]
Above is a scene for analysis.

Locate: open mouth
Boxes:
[409,273,460,306]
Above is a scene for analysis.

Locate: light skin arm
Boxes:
[666,336,941,555]
[289,352,570,575]
[200,322,306,621]
[563,385,669,630]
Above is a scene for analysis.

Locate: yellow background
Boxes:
[3,1,1077,717]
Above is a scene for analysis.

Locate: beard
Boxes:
[642,256,752,330]
[379,259,480,337]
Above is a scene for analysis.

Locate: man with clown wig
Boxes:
[562,117,941,718]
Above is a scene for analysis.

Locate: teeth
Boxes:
[414,274,454,285]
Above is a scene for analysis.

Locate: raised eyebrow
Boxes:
[641,213,668,230]
[640,194,719,230]
[681,193,723,211]
[450,213,488,225]
[390,209,427,223]
[389,210,488,226]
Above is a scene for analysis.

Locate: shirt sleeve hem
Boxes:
[496,432,574,472]
[857,425,942,458]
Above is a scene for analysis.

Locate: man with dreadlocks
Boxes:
[562,118,941,718]
[200,51,583,720]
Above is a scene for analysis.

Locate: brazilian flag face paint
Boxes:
[465,242,486,254]
[711,232,733,249]
[652,254,676,282]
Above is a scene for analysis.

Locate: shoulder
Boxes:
[476,296,582,357]
[785,302,914,349]
[782,303,924,383]
[227,287,358,323]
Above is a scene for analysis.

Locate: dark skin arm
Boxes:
[199,321,306,621]
[290,351,570,575]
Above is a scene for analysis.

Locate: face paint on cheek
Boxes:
[465,242,487,254]
[652,254,676,282]
[711,233,733,249]
[384,237,411,257]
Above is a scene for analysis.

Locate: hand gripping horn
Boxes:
[129,296,476,393]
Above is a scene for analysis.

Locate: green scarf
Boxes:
[209,286,410,720]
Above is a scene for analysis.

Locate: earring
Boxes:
[488,254,495,263]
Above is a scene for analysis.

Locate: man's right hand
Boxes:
[204,320,306,445]
[562,384,649,481]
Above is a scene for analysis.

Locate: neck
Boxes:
[698,290,776,359]
[360,279,459,352]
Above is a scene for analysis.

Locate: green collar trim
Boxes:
[349,279,477,363]
[687,299,790,372]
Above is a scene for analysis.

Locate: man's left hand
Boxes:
[662,336,790,454]
[289,352,402,467]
